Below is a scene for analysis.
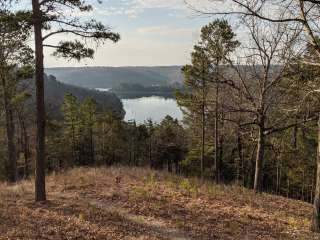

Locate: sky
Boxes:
[40,0,221,67]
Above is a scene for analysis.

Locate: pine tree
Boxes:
[28,0,120,201]
[0,9,33,182]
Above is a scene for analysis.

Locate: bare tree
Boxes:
[221,18,309,191]
[186,0,320,231]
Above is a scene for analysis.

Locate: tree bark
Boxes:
[311,115,320,232]
[237,127,244,185]
[254,121,265,192]
[32,0,46,201]
[200,62,206,180]
[201,100,205,179]
[1,75,17,182]
[149,135,152,168]
[214,75,220,183]
[90,127,94,164]
[17,112,30,178]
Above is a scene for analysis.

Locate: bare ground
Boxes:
[0,167,319,240]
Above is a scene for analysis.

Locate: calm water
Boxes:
[122,96,183,123]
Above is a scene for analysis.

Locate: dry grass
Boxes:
[0,166,319,240]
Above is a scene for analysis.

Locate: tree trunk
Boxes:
[112,149,115,165]
[18,113,30,178]
[237,127,243,185]
[1,75,17,182]
[200,64,206,180]
[149,135,153,168]
[32,0,46,201]
[90,127,94,164]
[71,123,76,165]
[218,113,224,182]
[276,158,280,195]
[311,115,320,232]
[302,170,305,201]
[201,101,205,179]
[214,77,220,183]
[254,123,265,192]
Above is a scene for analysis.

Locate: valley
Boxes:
[45,66,184,123]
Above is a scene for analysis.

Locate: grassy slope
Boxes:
[0,167,319,240]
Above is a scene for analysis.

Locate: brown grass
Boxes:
[0,166,319,240]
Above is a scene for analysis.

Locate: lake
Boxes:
[122,96,183,124]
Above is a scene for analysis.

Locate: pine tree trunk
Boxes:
[311,115,320,232]
[201,101,205,179]
[90,127,94,164]
[214,78,219,183]
[149,136,152,168]
[32,0,46,201]
[254,123,265,192]
[1,75,17,182]
[18,113,30,178]
[200,65,206,180]
[71,124,76,165]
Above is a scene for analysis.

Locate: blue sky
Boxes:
[43,0,218,67]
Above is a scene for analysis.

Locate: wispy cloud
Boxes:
[138,25,199,38]
[94,0,188,18]
[131,0,185,9]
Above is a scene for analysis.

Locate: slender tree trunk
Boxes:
[287,178,290,198]
[149,135,152,168]
[311,176,315,204]
[1,75,17,182]
[200,64,206,180]
[214,76,220,183]
[254,121,265,192]
[112,149,115,165]
[302,170,305,201]
[90,127,94,164]
[23,123,30,178]
[168,158,172,173]
[237,127,243,185]
[71,123,76,165]
[218,112,224,182]
[311,115,320,232]
[201,101,205,179]
[102,122,106,165]
[18,113,30,178]
[32,0,46,201]
[276,158,280,194]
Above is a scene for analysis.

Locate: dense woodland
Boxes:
[45,66,183,89]
[3,0,320,234]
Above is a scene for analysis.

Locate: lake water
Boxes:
[122,96,183,124]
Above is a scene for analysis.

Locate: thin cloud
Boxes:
[138,25,199,38]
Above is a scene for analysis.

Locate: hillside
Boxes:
[45,66,184,89]
[44,75,125,118]
[0,167,318,240]
[25,75,125,118]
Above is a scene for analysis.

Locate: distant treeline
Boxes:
[112,83,184,99]
[45,66,184,89]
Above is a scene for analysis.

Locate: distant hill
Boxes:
[25,75,125,118]
[45,66,184,89]
[45,75,125,118]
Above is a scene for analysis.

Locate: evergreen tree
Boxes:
[177,19,239,180]
[29,0,120,201]
[0,9,33,182]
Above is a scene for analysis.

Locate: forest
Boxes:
[2,0,320,238]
